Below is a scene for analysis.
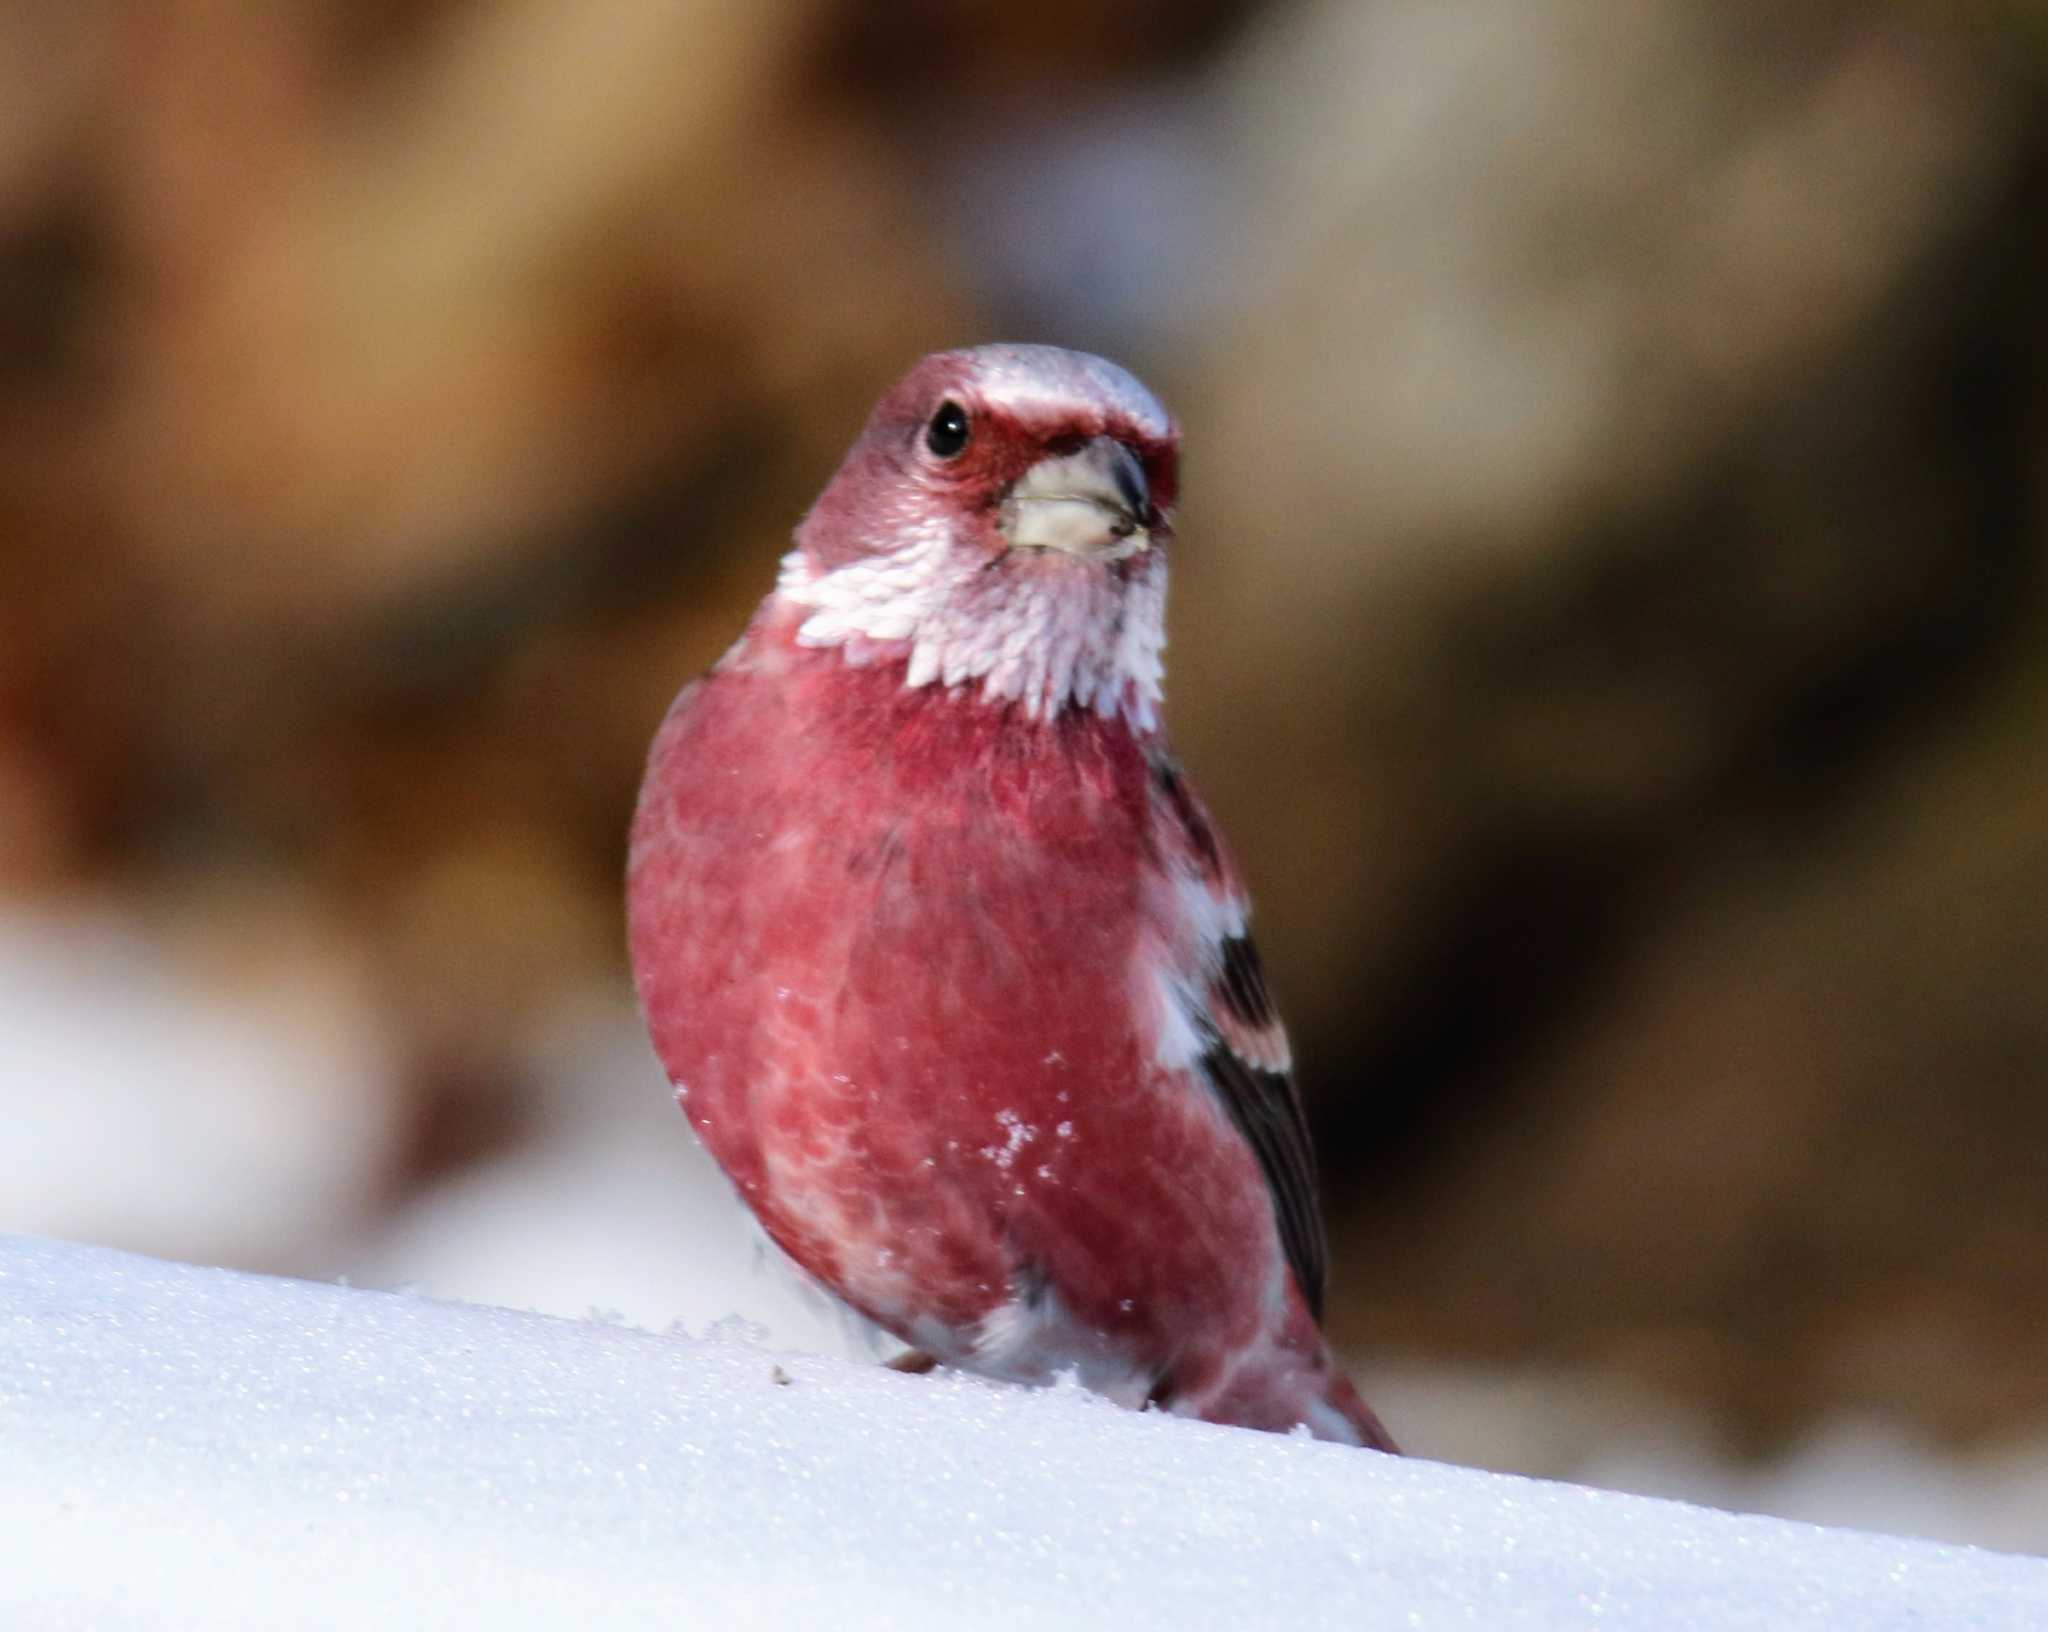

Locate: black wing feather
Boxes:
[1197,934,1328,1322]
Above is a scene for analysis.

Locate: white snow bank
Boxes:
[3,1234,2044,1631]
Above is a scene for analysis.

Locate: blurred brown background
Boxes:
[2,0,2045,1549]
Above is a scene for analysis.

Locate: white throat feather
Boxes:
[775,528,1167,730]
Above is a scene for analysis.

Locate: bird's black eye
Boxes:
[925,400,970,458]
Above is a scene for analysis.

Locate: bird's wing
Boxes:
[1147,754,1329,1322]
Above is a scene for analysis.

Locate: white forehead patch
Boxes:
[954,344,1173,442]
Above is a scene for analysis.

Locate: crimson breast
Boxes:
[627,610,1273,1356]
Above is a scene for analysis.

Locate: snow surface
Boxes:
[4,1234,2045,1631]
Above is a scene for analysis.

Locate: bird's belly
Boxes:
[630,666,1279,1383]
[655,850,1270,1370]
[720,879,1149,1343]
[726,941,1279,1390]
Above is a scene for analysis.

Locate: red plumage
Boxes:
[628,345,1394,1449]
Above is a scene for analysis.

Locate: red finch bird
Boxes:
[628,344,1394,1449]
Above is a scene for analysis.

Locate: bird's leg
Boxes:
[885,1349,939,1375]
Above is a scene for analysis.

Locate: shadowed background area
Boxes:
[3,0,2045,1549]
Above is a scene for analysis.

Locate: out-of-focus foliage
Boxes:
[1,0,2044,1482]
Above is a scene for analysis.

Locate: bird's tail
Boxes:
[1186,1333,1400,1449]
[1321,1366,1399,1453]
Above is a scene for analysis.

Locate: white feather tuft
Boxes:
[777,530,1167,730]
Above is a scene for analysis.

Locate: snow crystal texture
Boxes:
[3,1232,2044,1631]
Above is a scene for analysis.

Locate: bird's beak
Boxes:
[999,436,1150,560]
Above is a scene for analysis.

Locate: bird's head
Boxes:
[777,345,1181,728]
[796,344,1179,570]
